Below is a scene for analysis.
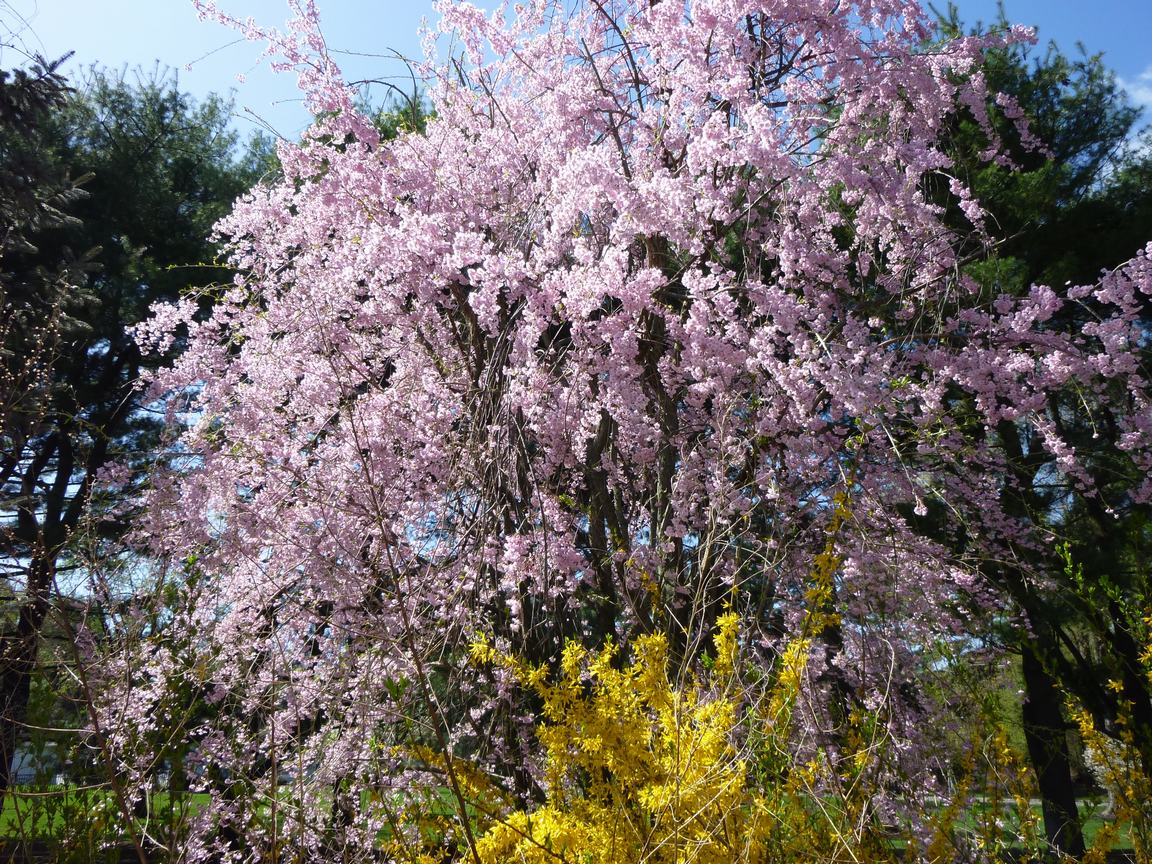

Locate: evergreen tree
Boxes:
[932,7,1152,853]
[0,65,264,801]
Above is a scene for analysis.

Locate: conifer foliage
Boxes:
[1,60,266,806]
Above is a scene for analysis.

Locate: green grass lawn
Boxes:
[1,787,209,840]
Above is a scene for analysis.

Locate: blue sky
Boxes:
[4,1,1151,140]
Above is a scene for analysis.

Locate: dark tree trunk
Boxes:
[0,554,54,806]
[1021,642,1085,859]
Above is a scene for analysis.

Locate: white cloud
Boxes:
[1118,64,1152,112]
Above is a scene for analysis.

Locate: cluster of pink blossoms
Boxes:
[111,0,1152,858]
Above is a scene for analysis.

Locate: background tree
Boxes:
[0,64,267,802]
[929,8,1152,853]
[0,50,94,806]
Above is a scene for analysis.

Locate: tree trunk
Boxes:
[0,554,54,806]
[1021,642,1085,859]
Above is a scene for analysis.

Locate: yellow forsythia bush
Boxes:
[1072,614,1152,863]
[462,492,901,864]
[468,610,895,864]
[470,614,755,863]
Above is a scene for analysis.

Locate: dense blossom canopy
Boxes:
[119,0,1152,857]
